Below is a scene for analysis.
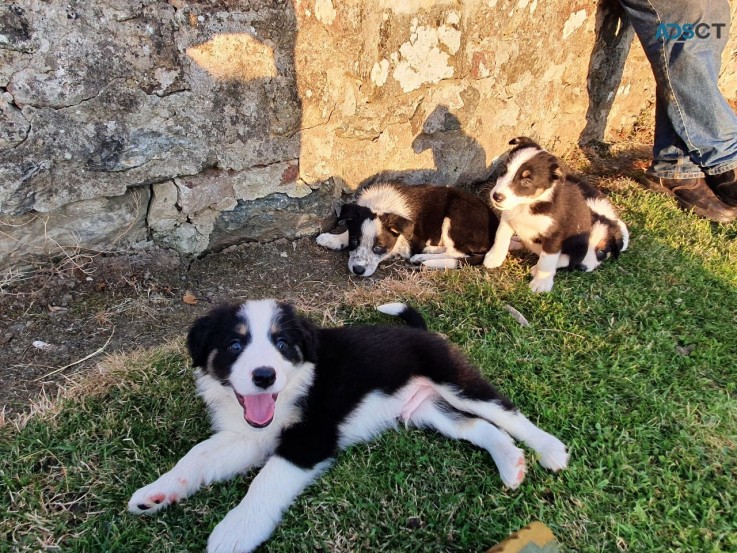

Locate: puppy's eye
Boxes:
[372,245,387,255]
[596,250,608,261]
[348,237,359,249]
[275,338,289,352]
[227,340,242,353]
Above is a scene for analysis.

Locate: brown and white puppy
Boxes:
[317,182,499,276]
[128,300,568,553]
[484,137,628,292]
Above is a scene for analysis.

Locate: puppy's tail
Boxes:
[376,303,427,330]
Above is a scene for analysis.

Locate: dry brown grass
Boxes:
[342,265,443,308]
[1,340,186,432]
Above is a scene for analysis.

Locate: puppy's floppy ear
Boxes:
[379,213,414,237]
[509,136,541,149]
[337,203,359,226]
[187,313,214,369]
[277,302,319,363]
[551,162,565,180]
[295,316,319,363]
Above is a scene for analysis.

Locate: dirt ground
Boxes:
[0,238,384,417]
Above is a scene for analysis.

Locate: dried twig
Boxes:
[34,327,115,381]
[503,304,530,327]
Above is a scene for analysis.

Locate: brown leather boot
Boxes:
[705,169,737,207]
[643,174,737,224]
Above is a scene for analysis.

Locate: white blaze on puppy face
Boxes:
[580,221,609,272]
[228,301,302,398]
[491,147,551,210]
[348,217,404,276]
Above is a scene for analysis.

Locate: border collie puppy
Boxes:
[128,300,568,553]
[483,137,628,292]
[316,182,499,276]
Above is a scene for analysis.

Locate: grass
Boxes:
[2,174,736,553]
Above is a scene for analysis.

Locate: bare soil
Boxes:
[0,238,368,416]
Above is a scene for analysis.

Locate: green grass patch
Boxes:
[2,181,736,552]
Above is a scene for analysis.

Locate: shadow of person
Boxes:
[356,105,490,194]
[579,0,635,148]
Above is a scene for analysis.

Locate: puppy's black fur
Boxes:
[131,300,568,552]
[319,182,500,275]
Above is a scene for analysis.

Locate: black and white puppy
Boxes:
[128,300,569,553]
[317,182,499,276]
[484,137,628,292]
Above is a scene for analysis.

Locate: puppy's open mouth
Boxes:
[235,392,278,428]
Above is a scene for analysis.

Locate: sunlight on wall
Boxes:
[186,33,277,81]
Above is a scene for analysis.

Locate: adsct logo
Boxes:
[656,23,726,40]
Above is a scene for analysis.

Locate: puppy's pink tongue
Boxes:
[243,393,276,426]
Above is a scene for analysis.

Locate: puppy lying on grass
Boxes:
[129,300,568,553]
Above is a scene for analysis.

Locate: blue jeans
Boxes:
[619,0,737,178]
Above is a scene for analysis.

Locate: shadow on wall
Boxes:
[579,0,636,146]
[357,105,491,194]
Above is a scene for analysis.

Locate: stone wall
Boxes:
[1,0,736,264]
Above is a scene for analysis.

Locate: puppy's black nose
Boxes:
[492,192,505,203]
[352,265,366,275]
[596,249,608,261]
[252,367,276,389]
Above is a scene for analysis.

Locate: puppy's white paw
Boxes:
[538,436,569,472]
[529,265,538,278]
[422,259,460,270]
[483,249,506,269]
[128,476,186,514]
[529,275,554,293]
[316,231,348,251]
[409,253,430,264]
[207,509,261,553]
[496,445,527,490]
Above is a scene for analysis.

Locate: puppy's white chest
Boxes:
[505,208,554,245]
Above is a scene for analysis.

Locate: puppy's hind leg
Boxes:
[128,431,267,515]
[406,398,526,489]
[432,380,569,472]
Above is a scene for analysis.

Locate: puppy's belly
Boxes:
[400,377,438,421]
[337,378,439,448]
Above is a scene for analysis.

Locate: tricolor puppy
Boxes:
[316,182,499,276]
[484,137,628,292]
[128,300,569,553]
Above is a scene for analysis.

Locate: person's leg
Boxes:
[618,0,737,220]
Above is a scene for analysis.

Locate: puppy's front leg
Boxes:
[529,249,561,293]
[316,229,349,250]
[128,431,265,515]
[484,218,514,268]
[207,456,330,553]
